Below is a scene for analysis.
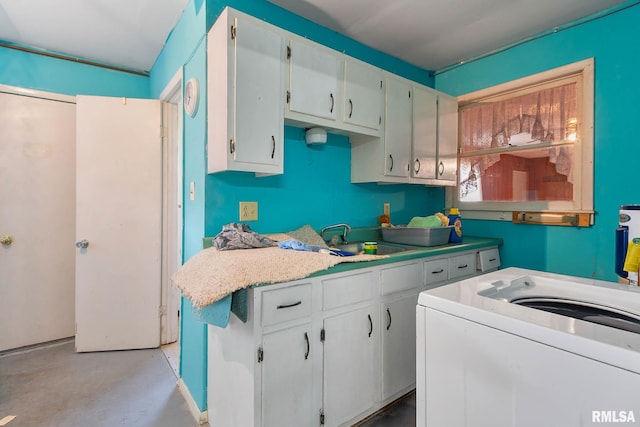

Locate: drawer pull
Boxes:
[368,314,373,338]
[489,258,496,262]
[386,308,392,330]
[432,268,444,274]
[304,332,310,360]
[276,301,302,310]
[457,264,468,269]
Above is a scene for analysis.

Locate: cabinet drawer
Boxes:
[262,283,312,327]
[449,253,476,279]
[322,271,376,310]
[478,248,501,272]
[424,258,449,285]
[380,262,422,295]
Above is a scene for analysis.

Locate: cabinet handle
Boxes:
[230,25,236,40]
[271,135,276,159]
[438,161,444,176]
[229,139,235,154]
[432,268,444,274]
[276,301,302,309]
[414,158,421,174]
[304,332,310,360]
[489,258,496,262]
[386,308,392,330]
[457,264,468,269]
[329,93,334,113]
[348,99,353,118]
[388,154,393,172]
[367,314,373,338]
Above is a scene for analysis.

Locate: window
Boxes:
[450,59,594,221]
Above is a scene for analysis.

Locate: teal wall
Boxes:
[0,45,149,97]
[149,0,209,412]
[149,0,441,412]
[435,1,640,281]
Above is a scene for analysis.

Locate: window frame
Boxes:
[447,58,594,221]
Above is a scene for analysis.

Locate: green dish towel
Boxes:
[407,215,442,228]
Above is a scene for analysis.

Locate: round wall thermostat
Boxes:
[184,77,200,117]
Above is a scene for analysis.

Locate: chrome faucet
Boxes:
[321,223,352,245]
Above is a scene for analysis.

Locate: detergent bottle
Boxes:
[448,208,463,243]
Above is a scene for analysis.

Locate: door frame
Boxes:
[159,69,184,345]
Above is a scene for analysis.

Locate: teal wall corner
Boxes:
[435,3,640,282]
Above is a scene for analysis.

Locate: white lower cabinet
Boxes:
[323,306,377,426]
[381,293,419,399]
[207,246,500,427]
[261,323,314,427]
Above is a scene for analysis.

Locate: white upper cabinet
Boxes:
[351,74,458,185]
[343,59,384,131]
[207,9,285,175]
[437,93,459,182]
[383,77,412,178]
[287,39,341,121]
[412,86,438,180]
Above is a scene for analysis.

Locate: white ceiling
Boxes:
[267,0,627,71]
[0,0,189,72]
[0,0,628,73]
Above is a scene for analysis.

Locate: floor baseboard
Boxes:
[177,378,208,425]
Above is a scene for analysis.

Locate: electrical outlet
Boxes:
[239,201,258,221]
[384,203,390,216]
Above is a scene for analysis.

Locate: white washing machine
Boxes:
[416,268,640,427]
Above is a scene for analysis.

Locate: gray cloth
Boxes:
[212,223,277,251]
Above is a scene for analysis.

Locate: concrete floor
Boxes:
[0,340,198,427]
[1,339,415,427]
[358,392,416,427]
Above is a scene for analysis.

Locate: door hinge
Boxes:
[320,328,325,342]
[320,410,325,425]
[159,305,167,316]
[286,90,291,104]
[286,45,291,60]
[257,347,264,363]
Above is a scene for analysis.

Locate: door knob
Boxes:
[76,239,89,249]
[1,236,13,245]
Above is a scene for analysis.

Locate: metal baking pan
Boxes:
[381,225,453,247]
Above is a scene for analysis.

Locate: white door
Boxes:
[261,323,315,427]
[288,39,340,121]
[75,95,162,352]
[0,90,76,352]
[381,293,418,399]
[343,60,383,130]
[323,307,377,426]
[384,78,412,178]
[412,86,438,179]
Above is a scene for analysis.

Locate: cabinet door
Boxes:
[412,86,438,179]
[382,293,418,399]
[288,39,340,121]
[384,78,412,178]
[437,94,458,181]
[233,17,284,170]
[323,307,377,426]
[343,60,383,130]
[262,323,314,427]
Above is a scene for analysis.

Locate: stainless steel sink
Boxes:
[330,242,411,255]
